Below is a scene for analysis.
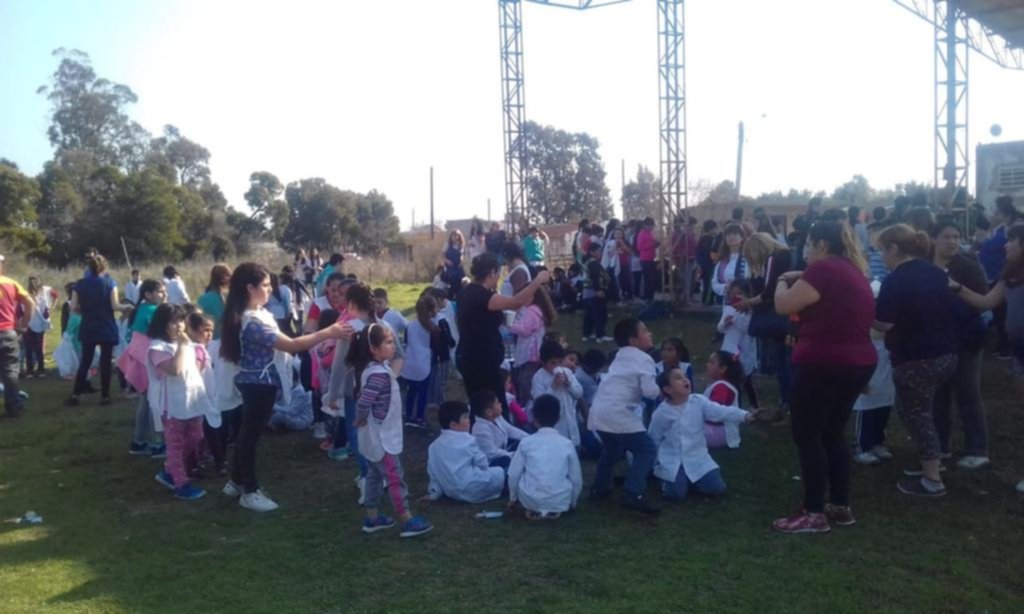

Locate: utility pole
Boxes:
[430,166,435,240]
[621,158,626,219]
[735,121,745,199]
[487,198,492,221]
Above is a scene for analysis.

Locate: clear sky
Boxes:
[2,0,1024,229]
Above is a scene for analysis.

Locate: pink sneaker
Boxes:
[772,509,831,534]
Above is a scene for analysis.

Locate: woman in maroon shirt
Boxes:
[770,221,876,534]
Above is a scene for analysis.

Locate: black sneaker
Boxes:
[897,477,947,498]
[621,494,660,515]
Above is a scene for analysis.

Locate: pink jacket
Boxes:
[509,304,545,365]
[117,333,151,392]
[637,228,658,262]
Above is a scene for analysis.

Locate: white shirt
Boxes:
[28,289,52,333]
[400,319,432,382]
[587,346,659,434]
[531,366,583,446]
[438,301,459,345]
[711,254,740,297]
[717,305,758,376]
[703,380,743,449]
[146,339,216,424]
[427,430,505,503]
[164,277,190,305]
[508,427,583,514]
[648,396,748,483]
[124,280,142,306]
[854,339,895,411]
[380,308,408,342]
[357,362,404,462]
[601,237,620,272]
[265,285,293,320]
[472,415,529,460]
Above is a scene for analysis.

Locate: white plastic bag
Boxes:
[269,384,313,431]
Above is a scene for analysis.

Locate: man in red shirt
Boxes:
[0,255,36,418]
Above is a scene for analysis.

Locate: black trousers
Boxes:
[458,356,508,420]
[204,407,242,469]
[75,342,114,397]
[641,261,658,300]
[790,363,875,512]
[232,384,277,493]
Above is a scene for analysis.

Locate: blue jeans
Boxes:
[663,468,727,501]
[593,430,657,499]
[582,296,608,339]
[332,397,368,477]
[404,377,430,421]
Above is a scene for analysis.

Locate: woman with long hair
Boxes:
[771,221,876,533]
[220,263,351,512]
[711,223,747,304]
[197,263,232,342]
[740,232,794,410]
[874,224,960,498]
[442,230,466,300]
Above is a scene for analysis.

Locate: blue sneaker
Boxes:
[155,470,175,490]
[328,447,351,461]
[149,444,167,459]
[362,514,396,534]
[129,441,149,456]
[174,484,206,501]
[399,516,433,538]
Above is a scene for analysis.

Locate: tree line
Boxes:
[0,49,403,266]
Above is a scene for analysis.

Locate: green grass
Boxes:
[1,297,1023,613]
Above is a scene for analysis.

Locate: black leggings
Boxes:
[204,407,241,469]
[790,363,875,513]
[74,342,114,397]
[233,384,277,493]
[458,356,508,420]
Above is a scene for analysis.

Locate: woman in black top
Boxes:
[456,253,550,417]
[930,220,990,469]
[874,224,960,498]
[740,232,794,411]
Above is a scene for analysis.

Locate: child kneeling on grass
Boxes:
[426,401,505,504]
[508,394,583,520]
[470,389,528,470]
[350,323,432,538]
[148,304,218,501]
[648,367,756,501]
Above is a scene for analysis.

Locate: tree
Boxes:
[38,48,150,171]
[280,178,357,251]
[244,171,289,240]
[831,175,874,205]
[0,165,47,257]
[352,190,401,254]
[524,121,612,224]
[698,180,739,206]
[147,125,212,188]
[622,166,660,221]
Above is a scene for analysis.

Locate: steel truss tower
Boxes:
[499,0,687,237]
[894,0,1024,205]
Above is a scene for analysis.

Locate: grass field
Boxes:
[1,287,1023,613]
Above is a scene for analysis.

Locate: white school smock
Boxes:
[325,318,403,406]
[356,362,403,462]
[145,339,216,425]
[501,262,532,297]
[854,339,894,411]
[426,430,504,503]
[587,346,660,434]
[711,254,740,298]
[649,396,748,483]
[508,427,583,514]
[400,319,432,382]
[531,366,583,446]
[380,308,408,342]
[717,305,758,377]
[164,277,190,305]
[472,415,529,461]
[437,301,459,346]
[703,380,742,449]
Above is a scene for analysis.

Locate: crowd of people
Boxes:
[1,192,1021,537]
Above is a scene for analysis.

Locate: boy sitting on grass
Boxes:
[508,394,583,520]
[531,341,583,447]
[470,389,528,470]
[648,366,758,501]
[425,401,505,504]
[587,318,661,515]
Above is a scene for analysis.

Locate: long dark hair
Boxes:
[807,220,867,273]
[128,279,164,329]
[710,350,743,391]
[220,262,270,363]
[147,304,187,342]
[346,283,377,321]
[416,295,438,340]
[345,323,392,396]
[206,264,232,294]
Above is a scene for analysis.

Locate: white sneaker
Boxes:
[956,456,990,470]
[582,336,595,343]
[1016,479,1024,494]
[597,336,614,343]
[871,445,893,460]
[357,476,366,505]
[312,422,327,440]
[853,451,880,465]
[239,490,279,512]
[222,480,242,497]
[940,451,953,460]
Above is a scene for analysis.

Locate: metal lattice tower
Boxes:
[498,0,686,234]
[658,0,687,225]
[499,0,527,230]
[894,0,1024,204]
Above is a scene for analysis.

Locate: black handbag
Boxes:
[748,304,789,339]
